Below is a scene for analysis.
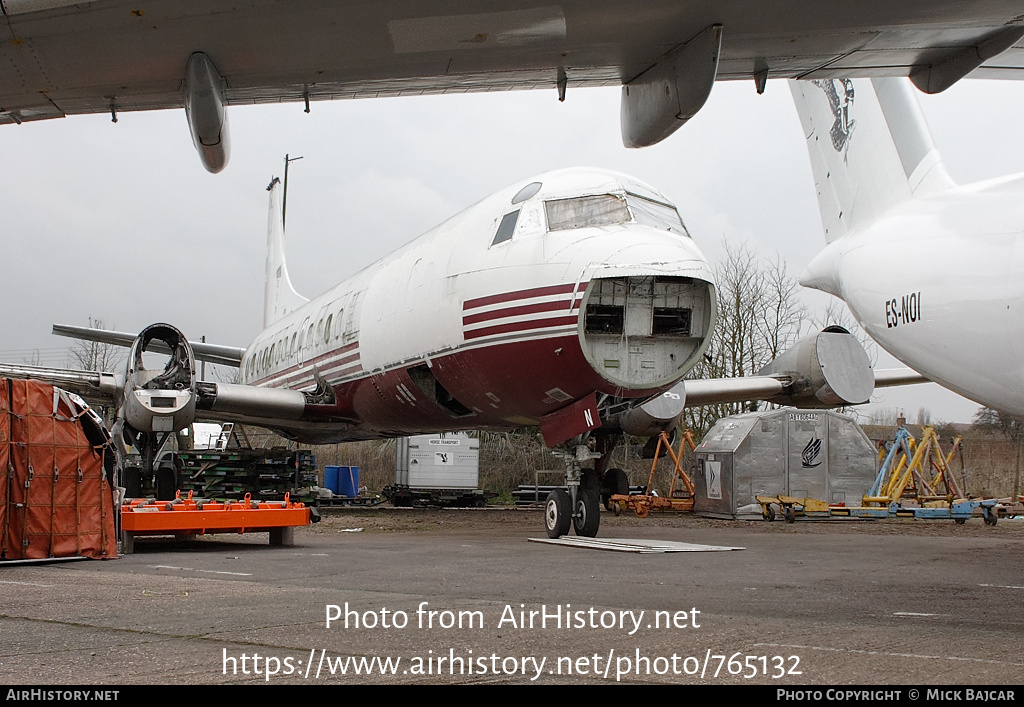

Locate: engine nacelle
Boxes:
[757,326,874,407]
[184,52,231,173]
[612,381,687,436]
[121,324,197,434]
[620,24,721,148]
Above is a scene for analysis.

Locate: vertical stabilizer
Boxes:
[789,78,954,243]
[264,177,308,327]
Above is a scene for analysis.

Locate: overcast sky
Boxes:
[2,77,1023,423]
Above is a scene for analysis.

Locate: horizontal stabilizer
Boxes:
[53,324,244,367]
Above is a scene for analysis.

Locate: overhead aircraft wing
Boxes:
[2,2,1022,166]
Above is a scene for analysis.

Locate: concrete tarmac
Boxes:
[1,508,1022,685]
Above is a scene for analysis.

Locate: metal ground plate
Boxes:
[528,537,745,553]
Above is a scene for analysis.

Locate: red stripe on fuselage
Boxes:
[463,316,578,340]
[463,282,584,311]
[462,297,584,326]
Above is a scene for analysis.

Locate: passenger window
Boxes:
[491,210,520,246]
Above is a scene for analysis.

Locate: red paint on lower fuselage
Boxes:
[286,329,674,444]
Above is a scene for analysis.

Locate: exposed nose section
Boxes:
[579,274,715,390]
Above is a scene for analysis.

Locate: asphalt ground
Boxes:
[1,507,1022,686]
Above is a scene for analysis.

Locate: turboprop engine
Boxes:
[120,323,198,436]
[599,326,874,442]
[756,326,874,407]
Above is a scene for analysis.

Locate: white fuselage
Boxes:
[802,174,1024,416]
[235,168,716,443]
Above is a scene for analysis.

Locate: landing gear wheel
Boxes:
[155,465,178,502]
[602,468,629,511]
[544,489,571,538]
[784,506,796,524]
[573,488,601,538]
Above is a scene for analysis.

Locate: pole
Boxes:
[282,153,304,229]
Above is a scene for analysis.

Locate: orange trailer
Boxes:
[120,490,316,553]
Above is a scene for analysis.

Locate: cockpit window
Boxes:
[545,194,630,231]
[491,209,520,246]
[626,193,689,236]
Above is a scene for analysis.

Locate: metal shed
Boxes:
[395,432,480,490]
[692,409,876,519]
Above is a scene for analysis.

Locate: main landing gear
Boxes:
[544,443,609,539]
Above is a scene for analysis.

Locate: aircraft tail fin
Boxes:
[264,177,308,328]
[788,78,954,243]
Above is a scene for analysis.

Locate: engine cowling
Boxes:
[756,326,874,407]
[120,324,198,434]
[184,52,231,173]
[611,380,687,436]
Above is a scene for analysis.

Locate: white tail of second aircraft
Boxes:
[264,177,309,328]
[789,78,954,242]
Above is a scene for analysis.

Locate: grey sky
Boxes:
[2,78,1022,423]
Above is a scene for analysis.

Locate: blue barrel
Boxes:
[337,466,360,498]
[324,466,340,494]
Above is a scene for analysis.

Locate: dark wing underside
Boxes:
[2,0,1022,125]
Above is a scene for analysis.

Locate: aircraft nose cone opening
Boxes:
[580,275,714,390]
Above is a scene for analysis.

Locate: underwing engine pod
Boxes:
[184,52,231,173]
[756,326,874,407]
[620,24,722,148]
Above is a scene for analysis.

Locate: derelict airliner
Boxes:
[0,166,917,537]
[791,78,1024,417]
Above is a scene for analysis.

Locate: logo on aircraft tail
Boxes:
[812,79,856,158]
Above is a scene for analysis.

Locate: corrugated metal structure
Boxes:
[389,433,485,507]
[395,433,480,490]
[0,379,117,560]
[693,409,876,519]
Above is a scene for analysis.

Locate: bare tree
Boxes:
[684,241,807,435]
[972,407,1024,500]
[67,317,125,373]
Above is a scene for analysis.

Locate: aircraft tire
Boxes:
[544,489,571,538]
[602,468,629,510]
[573,488,601,538]
[155,466,178,502]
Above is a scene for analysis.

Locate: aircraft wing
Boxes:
[685,367,929,408]
[3,1,1022,128]
[0,362,123,408]
[52,324,244,367]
